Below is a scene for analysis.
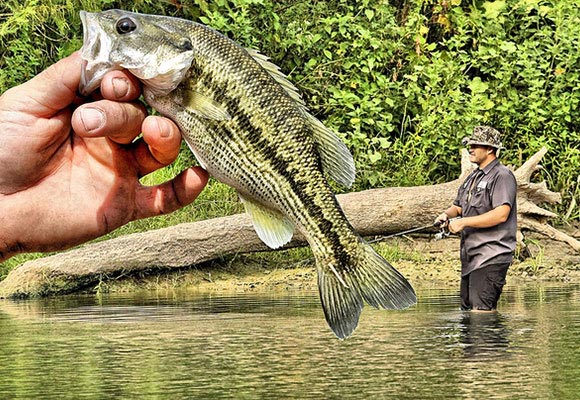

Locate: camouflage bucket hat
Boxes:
[461,126,505,149]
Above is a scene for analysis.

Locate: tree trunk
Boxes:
[0,147,575,298]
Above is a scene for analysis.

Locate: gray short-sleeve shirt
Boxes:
[453,158,517,276]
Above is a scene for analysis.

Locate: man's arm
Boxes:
[448,204,511,233]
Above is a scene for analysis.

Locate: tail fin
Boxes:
[316,242,416,339]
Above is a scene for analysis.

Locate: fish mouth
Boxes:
[79,11,116,96]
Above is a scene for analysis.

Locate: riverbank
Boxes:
[94,232,580,295]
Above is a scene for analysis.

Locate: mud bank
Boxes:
[92,233,580,295]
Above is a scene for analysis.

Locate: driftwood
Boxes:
[0,147,576,298]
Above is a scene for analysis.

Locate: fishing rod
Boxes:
[293,219,459,269]
[368,218,459,244]
[368,223,439,244]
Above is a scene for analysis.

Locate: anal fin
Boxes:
[239,194,295,249]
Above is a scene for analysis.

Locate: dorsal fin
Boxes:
[245,48,305,106]
[247,48,355,188]
[305,113,355,188]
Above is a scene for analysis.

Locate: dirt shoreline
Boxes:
[97,232,580,294]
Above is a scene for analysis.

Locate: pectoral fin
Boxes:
[177,90,231,121]
[239,194,294,249]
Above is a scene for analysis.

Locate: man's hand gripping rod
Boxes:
[434,217,461,240]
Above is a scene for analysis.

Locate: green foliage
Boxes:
[437,0,580,219]
[1,0,579,223]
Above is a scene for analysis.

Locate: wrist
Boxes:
[447,206,461,219]
[0,236,15,262]
[0,198,23,262]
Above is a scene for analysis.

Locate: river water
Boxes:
[0,284,579,399]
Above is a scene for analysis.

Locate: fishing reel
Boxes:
[434,217,460,240]
[434,227,451,241]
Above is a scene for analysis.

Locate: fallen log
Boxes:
[0,147,575,298]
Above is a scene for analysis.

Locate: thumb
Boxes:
[135,167,209,219]
[9,52,82,117]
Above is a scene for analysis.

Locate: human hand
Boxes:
[434,212,449,227]
[448,218,465,234]
[0,52,208,260]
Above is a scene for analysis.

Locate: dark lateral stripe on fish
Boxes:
[181,35,358,273]
[192,74,355,268]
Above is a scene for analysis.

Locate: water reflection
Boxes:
[458,312,510,359]
[0,285,579,399]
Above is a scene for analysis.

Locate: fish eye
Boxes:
[116,18,137,34]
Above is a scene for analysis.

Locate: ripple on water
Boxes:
[0,285,579,399]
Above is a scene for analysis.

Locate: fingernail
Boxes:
[112,77,130,99]
[158,118,171,138]
[79,108,105,133]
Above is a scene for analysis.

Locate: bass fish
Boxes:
[79,9,416,338]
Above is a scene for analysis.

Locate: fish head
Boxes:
[79,9,195,96]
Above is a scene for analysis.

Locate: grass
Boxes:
[374,241,427,264]
[0,253,45,280]
[520,238,545,274]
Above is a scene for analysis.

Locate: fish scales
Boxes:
[79,9,416,338]
[167,73,351,273]
[180,24,348,250]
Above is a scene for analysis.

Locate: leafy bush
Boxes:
[1,0,578,221]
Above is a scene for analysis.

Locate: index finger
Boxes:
[99,70,142,102]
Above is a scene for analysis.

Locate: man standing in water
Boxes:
[436,126,517,311]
